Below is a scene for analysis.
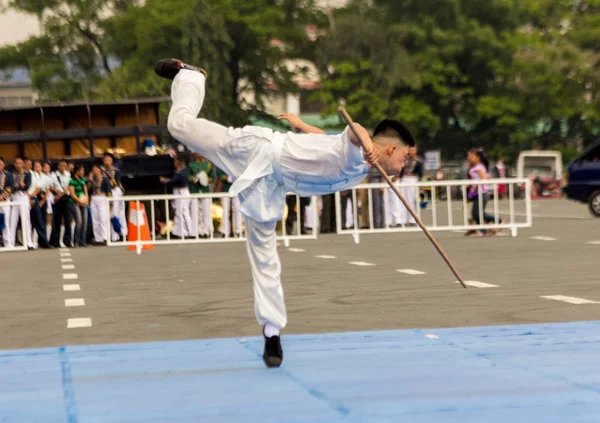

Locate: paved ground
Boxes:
[1,199,599,422]
[0,199,598,349]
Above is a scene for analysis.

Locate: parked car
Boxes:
[564,141,600,217]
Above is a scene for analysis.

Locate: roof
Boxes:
[0,96,171,112]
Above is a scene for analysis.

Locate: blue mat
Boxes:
[2,321,600,422]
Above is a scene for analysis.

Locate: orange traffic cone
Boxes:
[127,201,155,252]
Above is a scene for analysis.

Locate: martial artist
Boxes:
[155,59,414,368]
[103,153,128,242]
[160,154,193,238]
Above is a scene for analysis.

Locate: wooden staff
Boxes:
[338,107,467,289]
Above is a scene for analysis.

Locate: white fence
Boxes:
[335,178,532,243]
[0,200,29,252]
[107,192,319,252]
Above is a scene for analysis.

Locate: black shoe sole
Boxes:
[154,58,207,80]
[262,332,283,368]
[263,355,283,368]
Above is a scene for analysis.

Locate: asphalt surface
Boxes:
[1,199,598,350]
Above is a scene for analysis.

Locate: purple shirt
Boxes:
[468,164,488,196]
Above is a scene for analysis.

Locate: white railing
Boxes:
[107,193,319,252]
[335,178,532,243]
[0,200,29,252]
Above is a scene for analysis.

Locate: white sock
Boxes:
[264,323,280,338]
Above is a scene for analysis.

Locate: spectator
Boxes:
[88,163,112,246]
[49,160,72,247]
[10,157,34,250]
[286,194,310,235]
[0,157,14,248]
[215,167,242,237]
[466,148,503,236]
[161,154,193,239]
[492,158,507,199]
[188,153,213,237]
[42,162,54,227]
[24,158,33,175]
[398,145,423,226]
[28,161,51,249]
[103,153,128,242]
[67,165,88,247]
[319,193,336,234]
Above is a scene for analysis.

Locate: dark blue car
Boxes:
[564,141,600,217]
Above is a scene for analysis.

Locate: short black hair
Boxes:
[92,163,101,169]
[373,119,415,147]
[73,164,85,173]
[14,157,23,162]
[58,159,68,165]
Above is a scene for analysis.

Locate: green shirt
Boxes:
[188,160,213,194]
[68,177,86,203]
[217,169,232,193]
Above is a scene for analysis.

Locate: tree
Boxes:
[0,0,136,101]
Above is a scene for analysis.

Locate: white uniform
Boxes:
[0,171,12,247]
[173,186,194,238]
[168,70,369,329]
[399,175,418,224]
[9,173,33,248]
[110,186,128,241]
[384,182,403,226]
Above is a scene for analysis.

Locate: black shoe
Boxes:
[39,244,53,249]
[154,58,207,80]
[263,329,283,368]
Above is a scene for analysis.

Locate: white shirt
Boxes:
[28,171,51,195]
[51,170,71,193]
[225,126,369,223]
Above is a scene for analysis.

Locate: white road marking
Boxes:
[587,241,600,245]
[60,258,73,263]
[58,248,69,252]
[67,318,92,328]
[65,298,85,307]
[350,261,375,267]
[425,334,439,339]
[541,295,598,305]
[316,255,337,259]
[287,248,305,252]
[60,253,71,257]
[455,280,499,288]
[62,273,78,280]
[62,264,75,270]
[397,269,426,275]
[530,236,557,241]
[63,284,81,292]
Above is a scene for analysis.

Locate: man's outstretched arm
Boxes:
[278,113,326,135]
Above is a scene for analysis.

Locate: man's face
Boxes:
[34,162,42,173]
[43,163,51,174]
[103,156,113,167]
[14,159,23,172]
[68,163,74,172]
[381,145,409,175]
[24,160,32,171]
[92,166,101,177]
[58,161,66,172]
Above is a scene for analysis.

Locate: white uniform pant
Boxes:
[384,184,403,226]
[91,195,109,243]
[110,187,128,241]
[173,188,193,237]
[192,197,213,236]
[9,192,32,248]
[399,176,418,224]
[219,196,242,236]
[168,70,290,328]
[1,203,12,247]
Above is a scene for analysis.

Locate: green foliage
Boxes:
[1,0,600,156]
